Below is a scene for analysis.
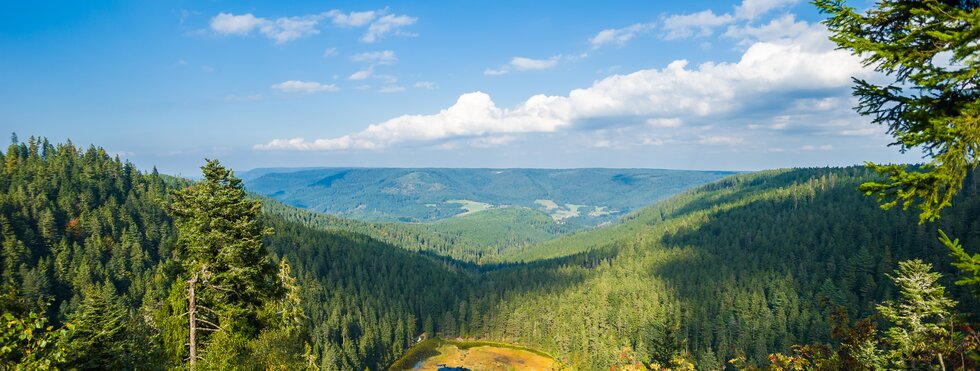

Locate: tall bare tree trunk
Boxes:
[188,271,198,370]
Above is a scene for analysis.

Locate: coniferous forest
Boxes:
[3,1,980,370]
[1,136,978,369]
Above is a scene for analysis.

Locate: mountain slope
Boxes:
[6,138,978,370]
[242,167,734,225]
[442,167,980,368]
[260,198,568,263]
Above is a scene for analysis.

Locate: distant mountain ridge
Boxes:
[241,167,736,225]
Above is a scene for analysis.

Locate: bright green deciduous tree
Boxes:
[0,311,70,370]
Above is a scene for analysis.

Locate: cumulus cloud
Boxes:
[257,20,872,151]
[210,13,264,35]
[208,9,415,44]
[659,0,798,41]
[724,14,819,45]
[663,10,734,40]
[485,55,562,75]
[271,80,339,93]
[590,23,656,49]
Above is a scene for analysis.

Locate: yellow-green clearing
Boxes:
[446,199,493,216]
[390,339,559,371]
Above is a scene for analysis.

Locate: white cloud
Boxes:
[470,135,517,148]
[724,14,819,46]
[414,81,437,90]
[325,10,377,27]
[793,97,841,111]
[590,23,655,49]
[210,13,265,35]
[735,0,798,20]
[362,14,417,42]
[209,12,323,44]
[351,50,397,65]
[663,10,734,40]
[485,55,562,75]
[257,21,872,151]
[257,92,570,150]
[271,80,339,93]
[323,47,338,57]
[209,9,416,44]
[660,0,799,41]
[348,68,373,80]
[259,15,323,43]
[255,136,380,151]
[511,56,561,71]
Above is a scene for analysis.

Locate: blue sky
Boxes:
[0,0,918,176]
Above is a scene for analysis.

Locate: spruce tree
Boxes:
[168,159,275,369]
[815,0,980,222]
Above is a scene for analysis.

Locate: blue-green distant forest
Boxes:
[242,167,733,223]
[245,167,733,264]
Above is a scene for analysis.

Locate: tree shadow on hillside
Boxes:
[648,174,980,363]
[662,167,873,221]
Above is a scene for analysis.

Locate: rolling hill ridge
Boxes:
[242,167,735,225]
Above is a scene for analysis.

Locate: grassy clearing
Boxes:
[390,338,559,370]
[533,199,560,210]
[447,199,493,216]
[588,205,616,217]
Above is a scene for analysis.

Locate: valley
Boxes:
[1,139,978,370]
[242,167,734,225]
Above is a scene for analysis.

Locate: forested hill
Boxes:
[262,197,569,264]
[439,167,980,368]
[2,137,977,370]
[241,167,733,224]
